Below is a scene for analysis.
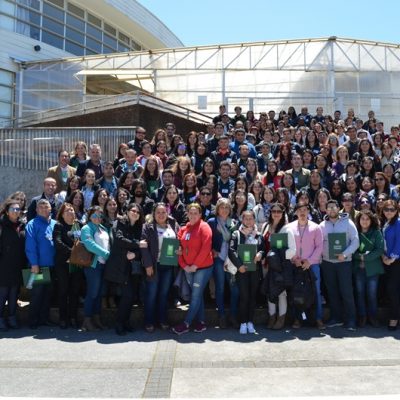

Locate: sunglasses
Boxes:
[201,192,211,196]
[9,207,21,212]
[384,208,397,212]
[91,213,103,219]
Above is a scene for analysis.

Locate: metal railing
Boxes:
[0,127,136,170]
[10,91,211,128]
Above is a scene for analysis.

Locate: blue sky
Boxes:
[139,0,399,47]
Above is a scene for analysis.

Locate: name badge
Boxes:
[205,209,210,216]
[294,177,299,185]
[226,158,231,163]
[185,233,190,240]
[222,189,229,194]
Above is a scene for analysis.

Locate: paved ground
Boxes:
[1,323,400,399]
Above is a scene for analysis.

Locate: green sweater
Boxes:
[352,228,384,277]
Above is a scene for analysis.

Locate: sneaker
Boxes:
[326,319,344,328]
[145,324,155,333]
[316,320,326,330]
[239,323,247,334]
[193,321,207,333]
[172,322,189,335]
[346,324,357,332]
[247,322,256,334]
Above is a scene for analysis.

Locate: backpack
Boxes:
[292,268,316,311]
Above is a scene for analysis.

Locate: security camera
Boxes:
[34,45,41,52]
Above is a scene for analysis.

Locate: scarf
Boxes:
[239,224,259,244]
[217,217,232,242]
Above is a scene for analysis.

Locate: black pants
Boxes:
[386,260,400,320]
[29,270,54,326]
[0,285,18,317]
[55,263,84,322]
[236,271,259,324]
[116,275,141,327]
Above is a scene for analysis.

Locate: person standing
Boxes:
[25,199,56,329]
[0,199,26,330]
[319,199,359,331]
[47,150,76,194]
[287,202,324,329]
[381,200,400,330]
[172,203,213,335]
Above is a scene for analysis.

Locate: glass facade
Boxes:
[16,38,400,128]
[4,0,144,56]
[0,69,15,126]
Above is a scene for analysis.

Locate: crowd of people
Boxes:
[1,104,400,336]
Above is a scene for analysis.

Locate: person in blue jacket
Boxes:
[381,199,400,330]
[229,128,257,158]
[80,206,110,332]
[25,199,56,329]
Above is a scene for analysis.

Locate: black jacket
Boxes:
[104,219,142,284]
[0,216,26,286]
[228,230,265,269]
[169,201,188,226]
[141,217,179,272]
[53,221,82,268]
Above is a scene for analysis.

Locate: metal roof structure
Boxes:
[16,37,400,127]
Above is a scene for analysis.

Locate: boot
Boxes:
[7,315,19,329]
[272,314,286,330]
[267,314,276,329]
[0,317,8,332]
[93,314,107,330]
[81,317,99,332]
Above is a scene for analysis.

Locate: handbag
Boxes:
[69,240,93,267]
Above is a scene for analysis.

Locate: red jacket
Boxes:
[177,220,213,269]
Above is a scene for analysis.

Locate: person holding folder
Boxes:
[229,210,265,334]
[319,199,359,331]
[141,203,179,333]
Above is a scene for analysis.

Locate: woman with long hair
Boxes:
[81,169,100,212]
[162,185,187,226]
[262,160,281,190]
[249,180,264,205]
[142,156,161,194]
[196,157,215,189]
[231,189,248,223]
[234,176,256,210]
[381,200,400,330]
[280,172,298,206]
[253,186,276,231]
[172,156,193,189]
[69,141,88,168]
[115,188,130,215]
[276,142,292,171]
[186,131,198,157]
[191,142,208,175]
[181,172,199,206]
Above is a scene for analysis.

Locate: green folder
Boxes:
[270,233,288,249]
[238,243,257,272]
[159,238,180,266]
[22,267,51,287]
[328,232,346,259]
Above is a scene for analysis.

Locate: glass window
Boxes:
[87,13,101,27]
[43,16,64,35]
[42,30,63,49]
[118,42,130,52]
[17,7,41,26]
[16,21,40,40]
[66,27,84,45]
[66,13,84,31]
[103,33,117,49]
[17,0,40,11]
[118,32,130,45]
[131,40,141,51]
[104,23,116,36]
[43,3,64,22]
[86,37,101,53]
[67,3,84,18]
[65,40,84,56]
[85,48,95,55]
[47,0,64,7]
[86,24,102,40]
[102,46,114,54]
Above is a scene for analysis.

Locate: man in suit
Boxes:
[76,144,105,179]
[47,150,76,193]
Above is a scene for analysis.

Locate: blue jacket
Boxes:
[81,222,110,268]
[208,217,234,253]
[383,218,400,259]
[25,216,56,267]
[229,140,257,158]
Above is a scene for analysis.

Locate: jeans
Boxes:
[213,257,239,317]
[321,261,356,325]
[116,275,141,327]
[386,259,400,320]
[354,268,379,318]
[184,266,213,325]
[311,264,323,321]
[144,264,173,325]
[236,270,259,324]
[0,285,18,317]
[83,263,104,317]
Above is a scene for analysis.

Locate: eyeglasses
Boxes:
[342,199,352,203]
[377,198,385,201]
[9,207,21,212]
[327,205,338,210]
[136,131,145,134]
[201,192,211,196]
[91,213,103,219]
[384,208,397,212]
